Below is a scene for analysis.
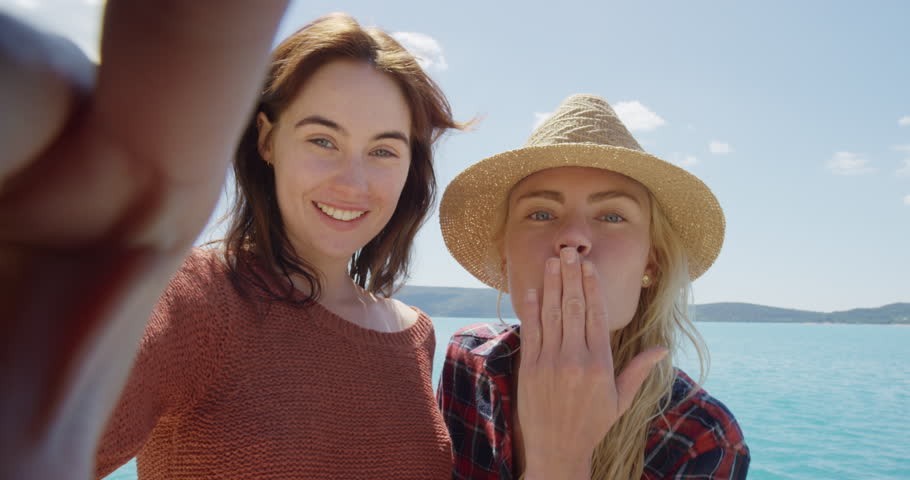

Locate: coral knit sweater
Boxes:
[95,248,452,479]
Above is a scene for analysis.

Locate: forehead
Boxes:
[509,166,651,203]
[285,58,411,130]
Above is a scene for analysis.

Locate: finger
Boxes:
[516,287,542,364]
[539,257,562,359]
[0,14,93,184]
[97,1,288,174]
[1,1,289,249]
[615,346,668,415]
[582,261,611,360]
[559,247,586,354]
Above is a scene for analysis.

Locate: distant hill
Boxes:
[397,286,910,324]
[398,286,517,318]
[693,302,910,324]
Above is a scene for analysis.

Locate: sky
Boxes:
[4,0,909,312]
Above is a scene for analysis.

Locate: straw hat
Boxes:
[439,94,725,291]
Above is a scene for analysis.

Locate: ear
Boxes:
[643,248,658,287]
[256,112,274,164]
[498,258,511,295]
[497,238,508,275]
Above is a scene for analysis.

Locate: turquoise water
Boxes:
[105,320,910,479]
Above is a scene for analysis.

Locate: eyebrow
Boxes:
[515,190,563,203]
[588,190,643,207]
[515,189,642,207]
[295,115,344,133]
[295,115,410,144]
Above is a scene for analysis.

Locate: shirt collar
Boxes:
[470,324,522,378]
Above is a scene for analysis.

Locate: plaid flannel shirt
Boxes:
[437,323,750,479]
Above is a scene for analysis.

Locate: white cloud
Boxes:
[668,152,698,168]
[904,194,910,206]
[390,31,448,72]
[680,155,698,167]
[2,0,103,61]
[709,140,732,154]
[893,146,910,176]
[897,159,910,176]
[532,112,552,130]
[899,115,910,127]
[826,152,876,176]
[613,101,666,131]
[13,0,39,9]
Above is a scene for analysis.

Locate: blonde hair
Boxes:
[590,194,708,479]
[499,190,709,479]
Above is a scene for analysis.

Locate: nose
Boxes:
[554,215,592,257]
[333,153,369,193]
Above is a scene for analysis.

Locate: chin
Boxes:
[322,246,363,261]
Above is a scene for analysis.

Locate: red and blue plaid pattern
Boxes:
[437,323,750,479]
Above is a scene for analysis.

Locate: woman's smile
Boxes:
[314,201,369,222]
[311,201,371,231]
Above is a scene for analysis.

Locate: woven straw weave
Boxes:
[439,94,725,291]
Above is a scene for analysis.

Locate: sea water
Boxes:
[105,320,910,479]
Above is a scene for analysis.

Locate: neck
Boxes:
[300,254,365,309]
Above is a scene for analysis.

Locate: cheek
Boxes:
[277,145,348,192]
[275,161,315,203]
[371,161,411,206]
[595,231,650,266]
[590,235,651,326]
[503,230,551,289]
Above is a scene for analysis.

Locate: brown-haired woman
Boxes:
[93,13,466,479]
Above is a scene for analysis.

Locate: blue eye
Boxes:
[602,213,624,223]
[529,211,553,221]
[371,148,396,158]
[309,137,335,149]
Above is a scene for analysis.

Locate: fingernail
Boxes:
[582,261,594,276]
[547,258,560,274]
[526,288,538,303]
[561,248,577,264]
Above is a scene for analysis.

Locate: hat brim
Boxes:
[439,143,725,291]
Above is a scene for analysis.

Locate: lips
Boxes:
[314,201,367,222]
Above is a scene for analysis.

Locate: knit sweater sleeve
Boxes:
[94,249,225,478]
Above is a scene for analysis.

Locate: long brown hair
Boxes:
[226,13,466,302]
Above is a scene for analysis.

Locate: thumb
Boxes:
[614,346,669,415]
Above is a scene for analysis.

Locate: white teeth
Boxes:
[316,202,366,222]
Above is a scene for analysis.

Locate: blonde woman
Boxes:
[437,94,749,479]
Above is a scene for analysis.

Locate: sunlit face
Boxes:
[258,59,412,264]
[502,167,655,331]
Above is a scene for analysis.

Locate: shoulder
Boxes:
[150,247,232,332]
[175,246,228,282]
[385,297,422,327]
[446,322,516,354]
[644,369,750,478]
[441,322,519,379]
[664,369,746,448]
[160,247,231,302]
